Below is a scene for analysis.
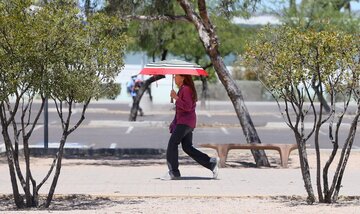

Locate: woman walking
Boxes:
[161,74,219,180]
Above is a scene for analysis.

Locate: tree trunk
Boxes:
[129,50,167,121]
[312,77,324,202]
[0,105,25,208]
[45,100,89,208]
[45,136,67,208]
[296,136,316,204]
[23,138,39,207]
[331,107,360,202]
[177,0,269,166]
[200,76,208,110]
[314,112,324,202]
[4,144,25,208]
[129,75,165,121]
[210,54,269,166]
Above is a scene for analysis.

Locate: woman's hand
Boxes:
[170,90,178,100]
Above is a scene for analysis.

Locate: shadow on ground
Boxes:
[0,194,144,211]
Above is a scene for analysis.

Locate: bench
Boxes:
[199,143,298,168]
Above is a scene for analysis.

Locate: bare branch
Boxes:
[54,99,65,131]
[37,153,58,192]
[123,14,189,22]
[331,107,360,200]
[67,99,91,135]
[198,0,212,29]
[284,97,296,131]
[302,80,316,142]
[24,96,45,139]
[6,87,30,127]
[11,118,26,192]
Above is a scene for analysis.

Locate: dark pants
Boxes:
[132,96,143,115]
[166,124,212,177]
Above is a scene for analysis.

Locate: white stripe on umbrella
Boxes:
[140,60,208,76]
[145,60,203,68]
[146,64,202,69]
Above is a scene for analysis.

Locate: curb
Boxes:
[28,148,166,159]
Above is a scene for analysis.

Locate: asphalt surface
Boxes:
[0,100,359,153]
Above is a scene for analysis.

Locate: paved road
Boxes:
[1,100,359,152]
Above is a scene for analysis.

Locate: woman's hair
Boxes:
[181,75,198,102]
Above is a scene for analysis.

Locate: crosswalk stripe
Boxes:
[221,127,229,135]
[126,126,134,134]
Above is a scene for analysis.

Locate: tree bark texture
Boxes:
[314,108,324,202]
[331,106,360,202]
[1,124,24,207]
[4,141,25,208]
[45,136,67,208]
[199,76,208,110]
[177,0,269,166]
[295,135,316,204]
[45,100,89,207]
[311,77,324,202]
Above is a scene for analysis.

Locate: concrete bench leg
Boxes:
[278,144,297,168]
[215,145,229,168]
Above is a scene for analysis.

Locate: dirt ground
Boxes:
[0,194,359,214]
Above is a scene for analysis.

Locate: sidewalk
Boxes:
[1,150,360,213]
[1,150,360,197]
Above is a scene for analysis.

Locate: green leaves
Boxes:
[245,25,359,101]
[283,0,360,33]
[0,0,128,103]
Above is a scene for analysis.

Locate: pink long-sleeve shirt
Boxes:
[172,85,196,129]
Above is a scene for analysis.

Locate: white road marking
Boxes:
[30,142,88,149]
[110,143,116,149]
[48,108,83,113]
[34,125,43,131]
[126,126,134,134]
[221,127,229,135]
[34,121,57,131]
[273,114,282,119]
[88,120,166,127]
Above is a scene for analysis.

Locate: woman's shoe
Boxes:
[160,171,180,180]
[210,157,220,179]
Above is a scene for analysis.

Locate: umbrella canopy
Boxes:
[139,59,208,76]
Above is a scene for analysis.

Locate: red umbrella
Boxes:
[139,59,208,103]
[139,59,208,76]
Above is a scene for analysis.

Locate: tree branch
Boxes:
[37,153,58,192]
[177,0,212,49]
[198,0,211,28]
[67,99,91,135]
[122,14,189,22]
